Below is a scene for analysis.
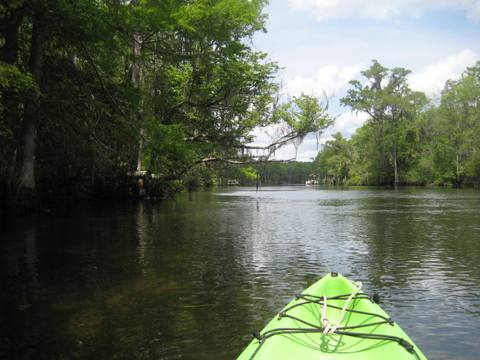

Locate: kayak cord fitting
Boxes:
[398,338,416,353]
[322,281,362,334]
[247,288,420,360]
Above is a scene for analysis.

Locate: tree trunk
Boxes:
[456,152,460,185]
[19,111,37,190]
[18,11,44,203]
[393,145,398,187]
[136,127,145,172]
[131,33,142,87]
[376,120,386,184]
[131,32,144,173]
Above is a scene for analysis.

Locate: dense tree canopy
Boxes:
[2,2,478,211]
[315,132,351,185]
[0,0,330,208]
[340,60,428,185]
[316,61,480,187]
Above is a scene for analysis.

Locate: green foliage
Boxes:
[2,0,479,207]
[218,161,314,185]
[0,61,34,92]
[340,60,428,185]
[1,0,302,202]
[273,94,332,138]
[431,62,480,185]
[283,94,332,134]
[239,166,258,182]
[314,133,351,184]
[314,61,480,187]
[256,162,314,185]
[0,61,35,119]
[143,123,199,178]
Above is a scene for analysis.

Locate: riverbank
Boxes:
[3,178,479,218]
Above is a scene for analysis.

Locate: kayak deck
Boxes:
[237,273,427,360]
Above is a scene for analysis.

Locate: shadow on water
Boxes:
[1,188,480,359]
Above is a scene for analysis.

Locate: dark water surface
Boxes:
[1,187,480,359]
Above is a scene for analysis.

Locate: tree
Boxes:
[314,132,351,185]
[1,0,333,209]
[341,60,427,186]
[432,61,480,185]
[239,93,333,162]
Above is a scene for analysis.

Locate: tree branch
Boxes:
[196,156,296,165]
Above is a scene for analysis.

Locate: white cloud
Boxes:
[296,149,321,161]
[288,0,480,22]
[283,50,480,102]
[408,49,479,96]
[285,64,363,97]
[249,124,301,148]
[332,111,369,137]
[249,125,277,147]
[250,50,479,161]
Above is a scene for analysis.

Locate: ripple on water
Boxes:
[1,187,480,359]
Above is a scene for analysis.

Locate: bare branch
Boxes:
[196,157,296,165]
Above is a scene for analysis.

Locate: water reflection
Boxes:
[0,188,479,359]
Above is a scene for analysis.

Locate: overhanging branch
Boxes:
[196,156,296,165]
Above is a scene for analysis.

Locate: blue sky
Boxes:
[250,0,480,161]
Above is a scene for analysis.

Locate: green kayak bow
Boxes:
[238,273,427,360]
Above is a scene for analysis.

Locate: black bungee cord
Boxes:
[247,292,420,360]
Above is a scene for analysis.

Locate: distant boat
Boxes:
[227,179,240,185]
[305,179,318,185]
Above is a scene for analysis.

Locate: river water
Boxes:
[1,187,480,359]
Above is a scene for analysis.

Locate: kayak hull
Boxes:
[237,273,427,360]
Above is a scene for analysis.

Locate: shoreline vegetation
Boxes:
[1,1,479,214]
